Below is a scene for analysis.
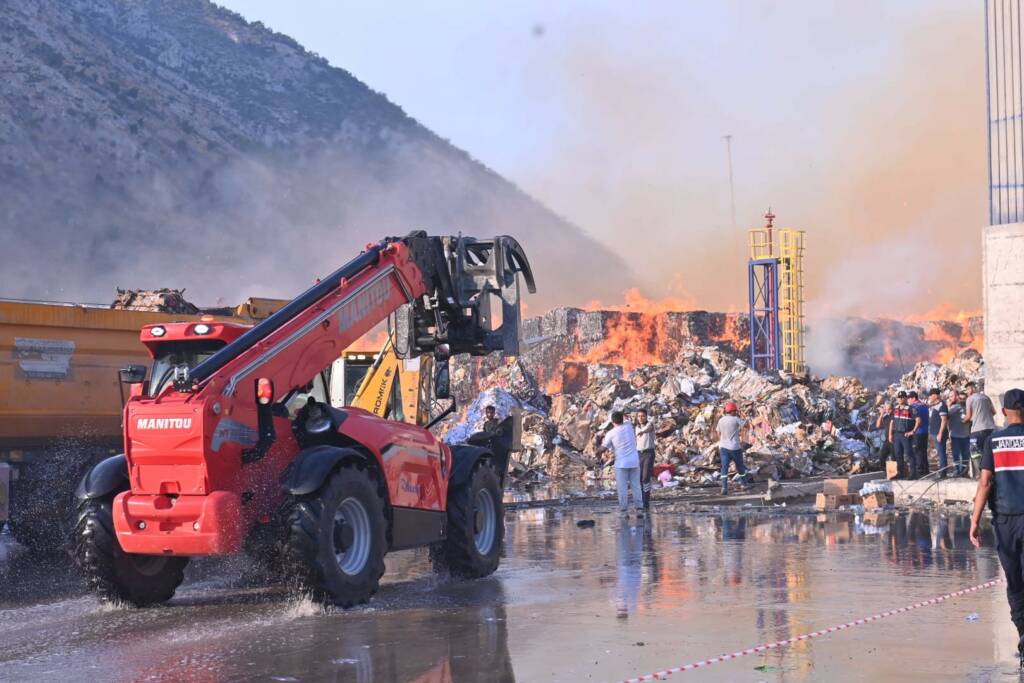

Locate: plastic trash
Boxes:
[965,612,981,623]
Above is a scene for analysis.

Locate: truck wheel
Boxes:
[432,460,503,578]
[281,461,387,606]
[73,499,187,606]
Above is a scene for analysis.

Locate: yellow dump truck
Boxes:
[0,297,286,551]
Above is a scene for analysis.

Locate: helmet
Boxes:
[724,401,738,413]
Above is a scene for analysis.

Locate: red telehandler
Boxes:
[73,232,536,606]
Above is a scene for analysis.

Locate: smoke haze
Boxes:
[513,2,986,322]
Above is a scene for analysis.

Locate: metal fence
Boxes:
[988,0,1024,224]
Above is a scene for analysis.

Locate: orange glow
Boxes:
[901,303,981,325]
[582,286,698,315]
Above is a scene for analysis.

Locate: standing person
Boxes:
[970,389,1024,660]
[966,381,998,465]
[890,392,915,478]
[948,389,972,477]
[716,402,747,495]
[597,411,643,517]
[482,405,500,433]
[928,388,949,478]
[876,402,894,471]
[909,391,930,478]
[635,409,656,512]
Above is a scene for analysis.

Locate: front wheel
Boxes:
[281,461,387,606]
[73,499,187,606]
[432,460,504,577]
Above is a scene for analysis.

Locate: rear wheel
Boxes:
[281,461,387,606]
[73,499,187,606]
[432,460,504,577]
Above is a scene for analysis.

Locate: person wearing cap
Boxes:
[947,389,972,477]
[970,388,1024,660]
[716,402,747,495]
[908,391,930,478]
[927,388,949,478]
[889,391,915,478]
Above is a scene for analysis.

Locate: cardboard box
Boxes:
[862,491,894,509]
[823,478,852,495]
[816,492,862,510]
[886,461,900,480]
[863,511,893,527]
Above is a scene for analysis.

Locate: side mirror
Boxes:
[119,365,147,384]
[434,359,451,400]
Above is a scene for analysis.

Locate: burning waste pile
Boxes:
[440,307,986,491]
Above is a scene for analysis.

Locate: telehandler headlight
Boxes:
[256,377,275,405]
[193,323,212,335]
[150,326,166,337]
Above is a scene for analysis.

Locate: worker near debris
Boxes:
[875,402,894,469]
[890,391,915,478]
[966,381,997,462]
[482,404,500,433]
[597,411,644,517]
[716,402,747,495]
[948,390,972,477]
[635,409,656,511]
[907,391,930,478]
[928,388,950,479]
[970,388,1024,661]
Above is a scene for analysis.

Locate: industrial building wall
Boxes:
[983,223,1024,410]
[985,1,1024,410]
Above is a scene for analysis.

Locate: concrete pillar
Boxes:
[984,223,1024,413]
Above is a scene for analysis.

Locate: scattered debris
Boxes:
[111,288,199,314]
[442,325,986,493]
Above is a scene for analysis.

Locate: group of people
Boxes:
[876,382,997,479]
[595,402,749,514]
[593,409,658,516]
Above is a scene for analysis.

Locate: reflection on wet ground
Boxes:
[0,507,1019,682]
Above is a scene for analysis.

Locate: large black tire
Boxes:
[281,461,387,606]
[432,460,504,578]
[73,499,187,606]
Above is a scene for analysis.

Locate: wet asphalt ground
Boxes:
[1,504,1022,682]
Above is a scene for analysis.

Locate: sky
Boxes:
[218,1,987,319]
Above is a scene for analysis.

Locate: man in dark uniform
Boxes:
[890,391,915,478]
[971,388,1024,661]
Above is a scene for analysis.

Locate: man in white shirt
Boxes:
[635,408,656,511]
[716,401,748,495]
[598,410,643,516]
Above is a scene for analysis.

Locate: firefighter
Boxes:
[970,388,1024,662]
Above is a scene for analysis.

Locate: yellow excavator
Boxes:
[332,337,435,426]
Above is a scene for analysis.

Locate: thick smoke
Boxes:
[516,3,986,330]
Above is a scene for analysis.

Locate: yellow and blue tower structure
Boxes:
[748,210,806,374]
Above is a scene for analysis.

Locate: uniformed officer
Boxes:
[970,388,1024,661]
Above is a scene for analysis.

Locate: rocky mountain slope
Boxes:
[0,0,625,305]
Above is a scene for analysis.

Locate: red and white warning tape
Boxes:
[620,578,1001,682]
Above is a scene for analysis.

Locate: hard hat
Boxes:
[724,401,738,413]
